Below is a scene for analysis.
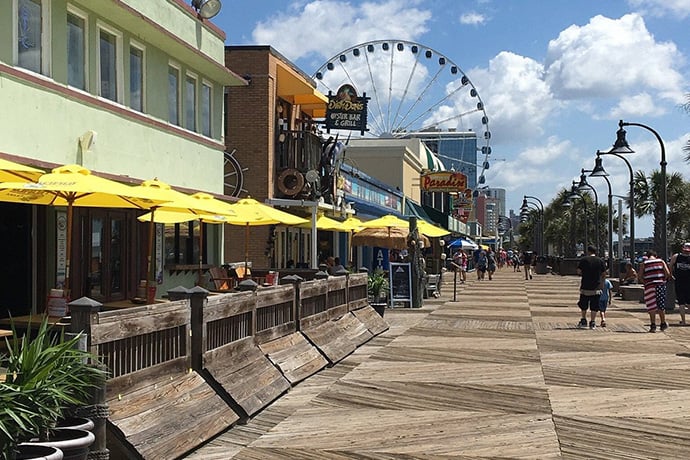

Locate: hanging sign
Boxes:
[420,171,467,193]
[325,84,369,135]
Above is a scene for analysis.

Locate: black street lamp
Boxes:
[586,161,614,272]
[611,120,668,261]
[564,182,588,252]
[594,149,635,261]
[521,195,544,255]
[576,170,600,252]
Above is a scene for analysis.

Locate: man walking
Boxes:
[670,242,690,325]
[576,246,607,329]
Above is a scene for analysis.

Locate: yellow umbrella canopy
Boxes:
[0,164,169,292]
[339,216,365,231]
[225,198,308,272]
[296,214,344,231]
[225,198,307,226]
[352,227,430,250]
[129,180,238,294]
[417,220,450,237]
[0,158,44,182]
[358,214,409,229]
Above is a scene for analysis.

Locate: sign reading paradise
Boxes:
[325,84,369,135]
[420,171,468,193]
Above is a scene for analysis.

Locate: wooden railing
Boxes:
[69,272,374,459]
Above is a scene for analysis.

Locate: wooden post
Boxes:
[67,297,109,459]
[187,286,208,372]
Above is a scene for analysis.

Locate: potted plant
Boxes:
[367,269,389,317]
[1,318,106,460]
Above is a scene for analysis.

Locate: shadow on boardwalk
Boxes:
[185,269,690,459]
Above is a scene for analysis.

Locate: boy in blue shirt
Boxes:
[599,271,613,327]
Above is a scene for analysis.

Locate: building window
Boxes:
[66,10,86,90]
[98,28,118,102]
[201,82,212,137]
[17,0,43,73]
[129,45,144,112]
[165,221,202,265]
[185,74,197,131]
[168,65,180,125]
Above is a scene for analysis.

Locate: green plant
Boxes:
[0,318,106,459]
[367,269,389,302]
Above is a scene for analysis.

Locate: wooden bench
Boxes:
[620,284,644,302]
[258,332,328,385]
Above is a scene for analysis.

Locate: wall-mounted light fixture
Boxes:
[191,0,222,19]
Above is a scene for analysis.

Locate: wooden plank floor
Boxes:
[184,269,690,459]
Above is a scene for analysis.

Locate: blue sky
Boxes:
[213,0,690,238]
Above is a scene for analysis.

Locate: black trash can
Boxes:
[535,256,548,275]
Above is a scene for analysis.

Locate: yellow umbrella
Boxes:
[296,214,344,231]
[339,216,365,264]
[0,164,169,292]
[359,214,409,229]
[225,198,308,272]
[339,216,365,231]
[137,208,229,287]
[417,220,450,237]
[129,180,239,295]
[0,158,44,182]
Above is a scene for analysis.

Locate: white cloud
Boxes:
[608,92,666,118]
[489,137,576,193]
[469,51,559,145]
[627,0,690,18]
[459,12,487,25]
[544,14,686,109]
[251,0,432,62]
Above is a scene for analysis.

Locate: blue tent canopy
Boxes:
[448,238,479,250]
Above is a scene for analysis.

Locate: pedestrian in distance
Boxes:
[476,250,487,281]
[669,242,690,325]
[638,249,671,333]
[599,271,613,327]
[487,248,497,280]
[576,245,607,330]
[523,250,534,280]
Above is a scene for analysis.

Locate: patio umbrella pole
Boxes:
[244,223,249,277]
[198,220,205,285]
[146,208,157,301]
[64,202,74,296]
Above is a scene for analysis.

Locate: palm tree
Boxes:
[633,169,687,253]
[682,93,690,162]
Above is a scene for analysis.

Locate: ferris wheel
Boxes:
[312,39,492,183]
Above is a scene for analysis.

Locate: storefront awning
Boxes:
[276,64,327,117]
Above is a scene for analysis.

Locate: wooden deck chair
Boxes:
[209,266,237,292]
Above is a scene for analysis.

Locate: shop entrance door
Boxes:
[83,211,127,302]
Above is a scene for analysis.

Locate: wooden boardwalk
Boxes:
[184,269,690,459]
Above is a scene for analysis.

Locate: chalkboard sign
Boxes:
[389,262,412,306]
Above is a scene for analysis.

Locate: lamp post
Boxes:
[594,149,635,261]
[564,182,588,252]
[521,195,544,255]
[576,170,600,253]
[612,120,667,261]
[586,162,613,272]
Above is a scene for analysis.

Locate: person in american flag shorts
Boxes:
[638,249,671,333]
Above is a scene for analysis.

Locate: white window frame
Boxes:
[66,4,88,91]
[168,62,181,126]
[128,40,146,112]
[96,21,124,104]
[184,71,198,132]
[200,79,213,137]
[13,0,52,76]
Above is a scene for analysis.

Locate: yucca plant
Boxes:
[0,318,106,459]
